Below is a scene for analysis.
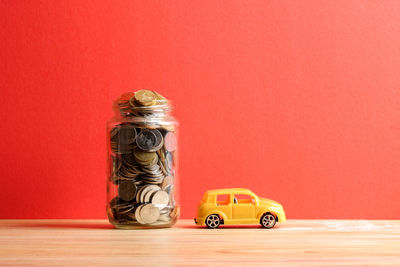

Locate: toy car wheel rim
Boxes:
[262,214,276,228]
[206,215,220,228]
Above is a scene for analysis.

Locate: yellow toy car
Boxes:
[194,188,286,229]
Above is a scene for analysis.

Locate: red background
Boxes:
[1,1,400,219]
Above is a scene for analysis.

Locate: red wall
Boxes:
[1,1,400,219]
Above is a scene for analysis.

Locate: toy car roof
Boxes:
[205,188,253,195]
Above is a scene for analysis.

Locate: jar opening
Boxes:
[113,91,173,118]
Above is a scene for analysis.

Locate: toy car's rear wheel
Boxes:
[261,213,276,229]
[205,214,221,229]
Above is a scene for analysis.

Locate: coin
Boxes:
[109,197,134,219]
[122,211,136,221]
[110,155,122,177]
[110,127,119,140]
[117,92,135,106]
[164,132,176,152]
[151,191,169,209]
[133,148,157,164]
[158,214,171,222]
[159,207,171,215]
[161,176,173,190]
[143,189,156,203]
[118,180,137,201]
[110,124,137,154]
[136,129,163,152]
[116,161,141,182]
[140,204,160,224]
[170,206,180,219]
[121,152,136,166]
[141,164,164,184]
[116,92,135,115]
[152,91,166,100]
[135,205,145,224]
[134,90,157,106]
[164,184,175,205]
[165,151,174,174]
[118,125,137,144]
[139,185,160,203]
[136,186,146,203]
[161,124,176,132]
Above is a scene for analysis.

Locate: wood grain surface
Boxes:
[0,219,399,266]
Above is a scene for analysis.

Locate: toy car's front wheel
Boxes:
[260,213,276,229]
[205,214,221,229]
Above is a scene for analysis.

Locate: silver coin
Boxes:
[136,186,146,203]
[144,189,157,203]
[158,213,171,222]
[159,207,171,215]
[136,129,164,152]
[140,204,160,224]
[151,191,169,209]
[139,185,160,203]
[165,151,173,173]
[135,205,145,224]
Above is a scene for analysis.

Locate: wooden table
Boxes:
[1,219,399,266]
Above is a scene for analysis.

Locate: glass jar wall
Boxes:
[106,90,179,229]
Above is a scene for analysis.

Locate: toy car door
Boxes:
[215,193,232,219]
[232,194,256,222]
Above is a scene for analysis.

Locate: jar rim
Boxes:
[114,101,173,117]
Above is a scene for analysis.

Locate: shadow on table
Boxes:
[11,222,114,230]
[178,224,283,230]
[8,221,283,230]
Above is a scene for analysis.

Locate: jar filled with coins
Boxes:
[106,90,179,229]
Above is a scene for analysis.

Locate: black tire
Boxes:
[260,213,276,229]
[205,214,221,229]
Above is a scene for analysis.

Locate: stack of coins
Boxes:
[107,90,179,227]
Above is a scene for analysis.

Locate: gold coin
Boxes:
[152,91,166,100]
[116,92,135,106]
[134,90,157,106]
[133,148,157,164]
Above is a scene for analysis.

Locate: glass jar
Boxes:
[106,90,179,229]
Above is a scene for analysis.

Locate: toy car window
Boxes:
[234,194,254,204]
[216,194,230,205]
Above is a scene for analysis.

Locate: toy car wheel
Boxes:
[205,214,221,229]
[261,213,276,229]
